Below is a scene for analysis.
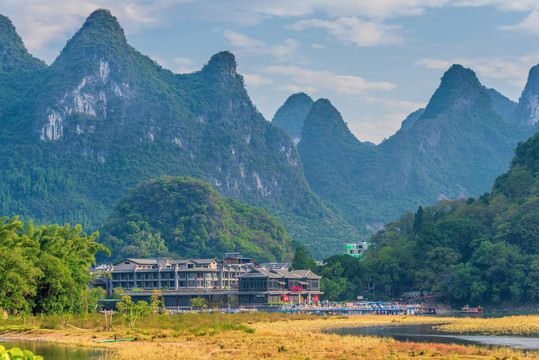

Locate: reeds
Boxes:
[1,313,538,359]
[435,315,539,335]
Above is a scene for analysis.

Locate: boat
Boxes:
[460,305,482,314]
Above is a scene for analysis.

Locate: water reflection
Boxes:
[0,339,104,360]
[329,324,539,350]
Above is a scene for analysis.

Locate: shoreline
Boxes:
[1,315,538,359]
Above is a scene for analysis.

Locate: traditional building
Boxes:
[238,268,323,305]
[104,254,322,308]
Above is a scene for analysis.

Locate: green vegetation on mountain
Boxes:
[511,63,539,126]
[0,10,360,259]
[272,93,314,143]
[0,216,108,314]
[297,65,534,233]
[100,177,295,263]
[486,88,518,119]
[364,132,539,304]
[399,108,425,131]
[0,15,45,73]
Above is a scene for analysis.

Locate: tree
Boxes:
[0,216,109,315]
[150,289,163,314]
[190,297,206,309]
[113,287,125,299]
[291,245,317,270]
[116,295,150,328]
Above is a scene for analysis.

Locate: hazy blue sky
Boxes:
[3,0,539,143]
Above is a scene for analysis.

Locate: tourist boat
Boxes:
[460,305,482,314]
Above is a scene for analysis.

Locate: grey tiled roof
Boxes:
[237,268,281,279]
[290,270,322,279]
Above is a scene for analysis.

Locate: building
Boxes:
[345,241,370,259]
[104,254,322,308]
[107,254,256,291]
[238,268,323,305]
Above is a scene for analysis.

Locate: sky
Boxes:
[2,0,539,143]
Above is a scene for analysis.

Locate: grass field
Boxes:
[1,313,538,359]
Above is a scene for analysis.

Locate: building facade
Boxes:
[107,256,254,293]
[104,254,323,307]
[238,268,323,305]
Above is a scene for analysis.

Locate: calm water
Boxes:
[0,339,104,359]
[329,324,539,350]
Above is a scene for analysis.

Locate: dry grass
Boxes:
[1,314,538,359]
[434,315,539,335]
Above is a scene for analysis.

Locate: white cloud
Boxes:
[263,66,396,95]
[222,30,299,61]
[499,10,539,34]
[416,52,539,87]
[349,112,407,144]
[346,97,426,143]
[415,58,452,70]
[365,97,426,112]
[243,73,274,86]
[173,57,199,73]
[244,0,448,20]
[1,0,193,63]
[245,0,539,20]
[289,17,404,47]
[278,84,319,94]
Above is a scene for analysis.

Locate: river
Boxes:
[329,324,539,350]
[0,339,104,359]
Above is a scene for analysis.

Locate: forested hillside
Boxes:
[100,177,295,263]
[365,132,539,304]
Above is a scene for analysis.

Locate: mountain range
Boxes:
[0,9,360,259]
[274,65,537,232]
[0,9,537,260]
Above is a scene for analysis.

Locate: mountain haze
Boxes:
[511,63,539,126]
[272,93,314,143]
[284,65,535,231]
[0,9,360,259]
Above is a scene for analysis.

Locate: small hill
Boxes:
[100,177,295,263]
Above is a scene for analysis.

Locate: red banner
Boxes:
[283,295,289,302]
[314,295,319,302]
[290,285,303,293]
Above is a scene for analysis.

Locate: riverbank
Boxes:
[1,314,537,359]
[434,315,539,335]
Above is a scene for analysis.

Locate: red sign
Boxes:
[283,295,289,302]
[314,295,319,302]
[290,285,303,293]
